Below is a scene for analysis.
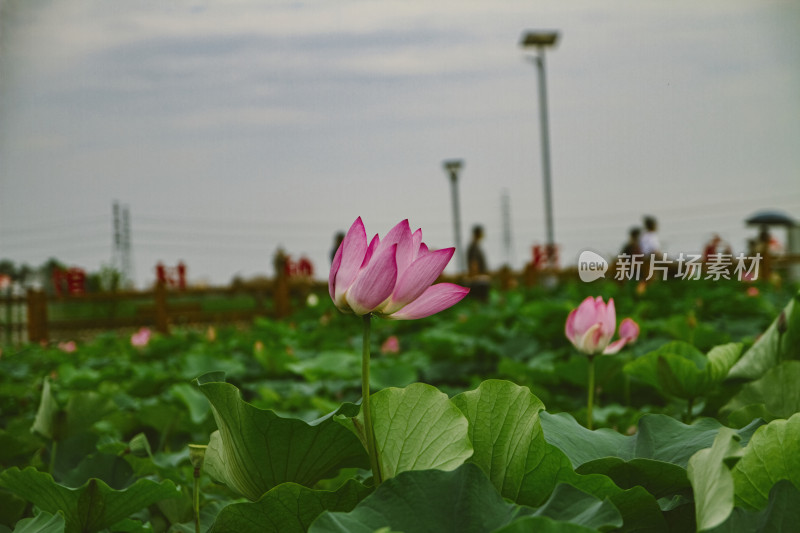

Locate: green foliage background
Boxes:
[1,278,798,532]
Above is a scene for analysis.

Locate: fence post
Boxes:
[499,266,514,291]
[154,281,169,334]
[26,289,48,344]
[274,275,291,319]
[3,288,11,345]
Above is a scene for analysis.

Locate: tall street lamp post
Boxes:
[520,30,559,266]
[443,159,466,273]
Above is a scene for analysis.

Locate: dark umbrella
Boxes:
[745,210,797,227]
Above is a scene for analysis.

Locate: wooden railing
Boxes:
[2,254,798,345]
[2,276,325,345]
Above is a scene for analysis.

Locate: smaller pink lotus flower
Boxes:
[329,217,469,320]
[565,296,639,355]
[131,327,152,347]
[746,286,759,297]
[380,335,400,354]
[58,341,77,353]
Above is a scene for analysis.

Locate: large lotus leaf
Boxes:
[529,483,622,531]
[452,382,664,532]
[624,342,742,400]
[0,467,179,533]
[540,412,760,499]
[195,373,368,501]
[286,351,360,381]
[687,428,743,531]
[493,517,601,533]
[728,292,800,381]
[705,480,800,532]
[309,464,621,533]
[11,511,66,533]
[0,421,42,467]
[732,412,800,510]
[722,361,800,425]
[309,464,523,533]
[545,464,665,533]
[170,382,210,425]
[368,382,473,479]
[207,479,371,533]
[450,379,547,504]
[541,412,758,469]
[58,453,135,490]
[31,378,116,443]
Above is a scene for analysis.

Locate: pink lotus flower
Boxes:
[58,340,77,353]
[380,335,400,354]
[565,296,639,355]
[131,327,152,347]
[329,217,469,319]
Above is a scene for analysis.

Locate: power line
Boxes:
[0,214,108,234]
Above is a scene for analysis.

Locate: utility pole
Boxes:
[443,160,466,273]
[121,205,133,288]
[501,190,514,267]
[112,201,121,275]
[112,201,133,288]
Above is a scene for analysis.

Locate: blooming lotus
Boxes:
[131,327,152,347]
[58,340,77,353]
[565,296,639,355]
[566,296,639,429]
[329,217,469,319]
[380,335,400,354]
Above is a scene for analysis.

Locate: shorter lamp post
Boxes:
[443,160,466,273]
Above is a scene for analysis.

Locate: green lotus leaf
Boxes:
[195,373,368,501]
[704,480,800,532]
[11,511,66,533]
[728,292,800,381]
[541,411,759,500]
[310,464,621,533]
[207,479,371,533]
[687,427,743,531]
[732,412,800,510]
[368,382,473,479]
[453,381,665,532]
[0,467,179,533]
[624,342,742,400]
[451,379,546,504]
[722,361,800,425]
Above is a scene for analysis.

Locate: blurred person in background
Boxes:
[620,227,642,257]
[467,224,490,301]
[639,216,661,256]
[330,231,345,264]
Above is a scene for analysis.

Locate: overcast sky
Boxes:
[1,0,799,288]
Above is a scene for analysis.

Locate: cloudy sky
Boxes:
[1,0,799,288]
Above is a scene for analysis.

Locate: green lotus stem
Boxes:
[193,470,200,533]
[587,355,596,430]
[188,444,206,533]
[686,397,694,424]
[623,372,631,407]
[49,440,58,475]
[362,314,382,485]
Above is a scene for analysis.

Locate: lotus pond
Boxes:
[1,278,799,533]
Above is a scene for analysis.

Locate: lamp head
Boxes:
[443,160,463,174]
[520,31,559,48]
